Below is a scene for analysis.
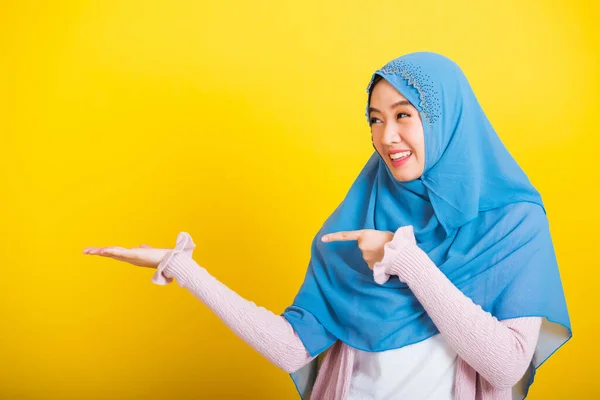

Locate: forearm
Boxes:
[155,251,314,373]
[385,245,541,389]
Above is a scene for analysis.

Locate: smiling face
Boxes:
[368,77,425,182]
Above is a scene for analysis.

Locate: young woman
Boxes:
[84,52,571,399]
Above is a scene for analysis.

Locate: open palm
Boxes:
[83,243,170,268]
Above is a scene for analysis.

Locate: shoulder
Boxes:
[480,201,547,225]
[498,202,546,221]
[465,202,550,242]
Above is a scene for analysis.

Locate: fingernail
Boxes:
[322,236,328,242]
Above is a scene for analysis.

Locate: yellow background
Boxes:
[1,0,598,398]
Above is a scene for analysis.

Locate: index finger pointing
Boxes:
[322,230,363,243]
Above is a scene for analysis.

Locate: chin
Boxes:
[384,155,424,183]
[393,174,416,182]
[391,169,422,182]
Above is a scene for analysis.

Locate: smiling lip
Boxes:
[389,149,411,154]
[389,150,412,167]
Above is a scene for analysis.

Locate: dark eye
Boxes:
[369,117,382,125]
[398,113,410,119]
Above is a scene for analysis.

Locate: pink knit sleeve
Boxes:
[373,226,542,390]
[151,232,314,373]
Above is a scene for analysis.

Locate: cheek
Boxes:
[370,128,384,146]
[373,139,386,155]
[405,124,425,154]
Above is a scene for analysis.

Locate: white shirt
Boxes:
[347,334,457,400]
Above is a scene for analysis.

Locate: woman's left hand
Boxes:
[83,243,171,268]
[321,229,394,270]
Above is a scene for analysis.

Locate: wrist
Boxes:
[372,225,417,284]
[151,232,196,286]
[388,243,430,283]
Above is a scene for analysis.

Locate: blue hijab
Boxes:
[282,52,571,398]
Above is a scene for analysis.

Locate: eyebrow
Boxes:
[368,100,412,114]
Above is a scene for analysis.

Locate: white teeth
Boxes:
[390,151,411,160]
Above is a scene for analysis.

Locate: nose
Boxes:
[382,121,402,145]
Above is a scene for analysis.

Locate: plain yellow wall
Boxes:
[1,1,598,399]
